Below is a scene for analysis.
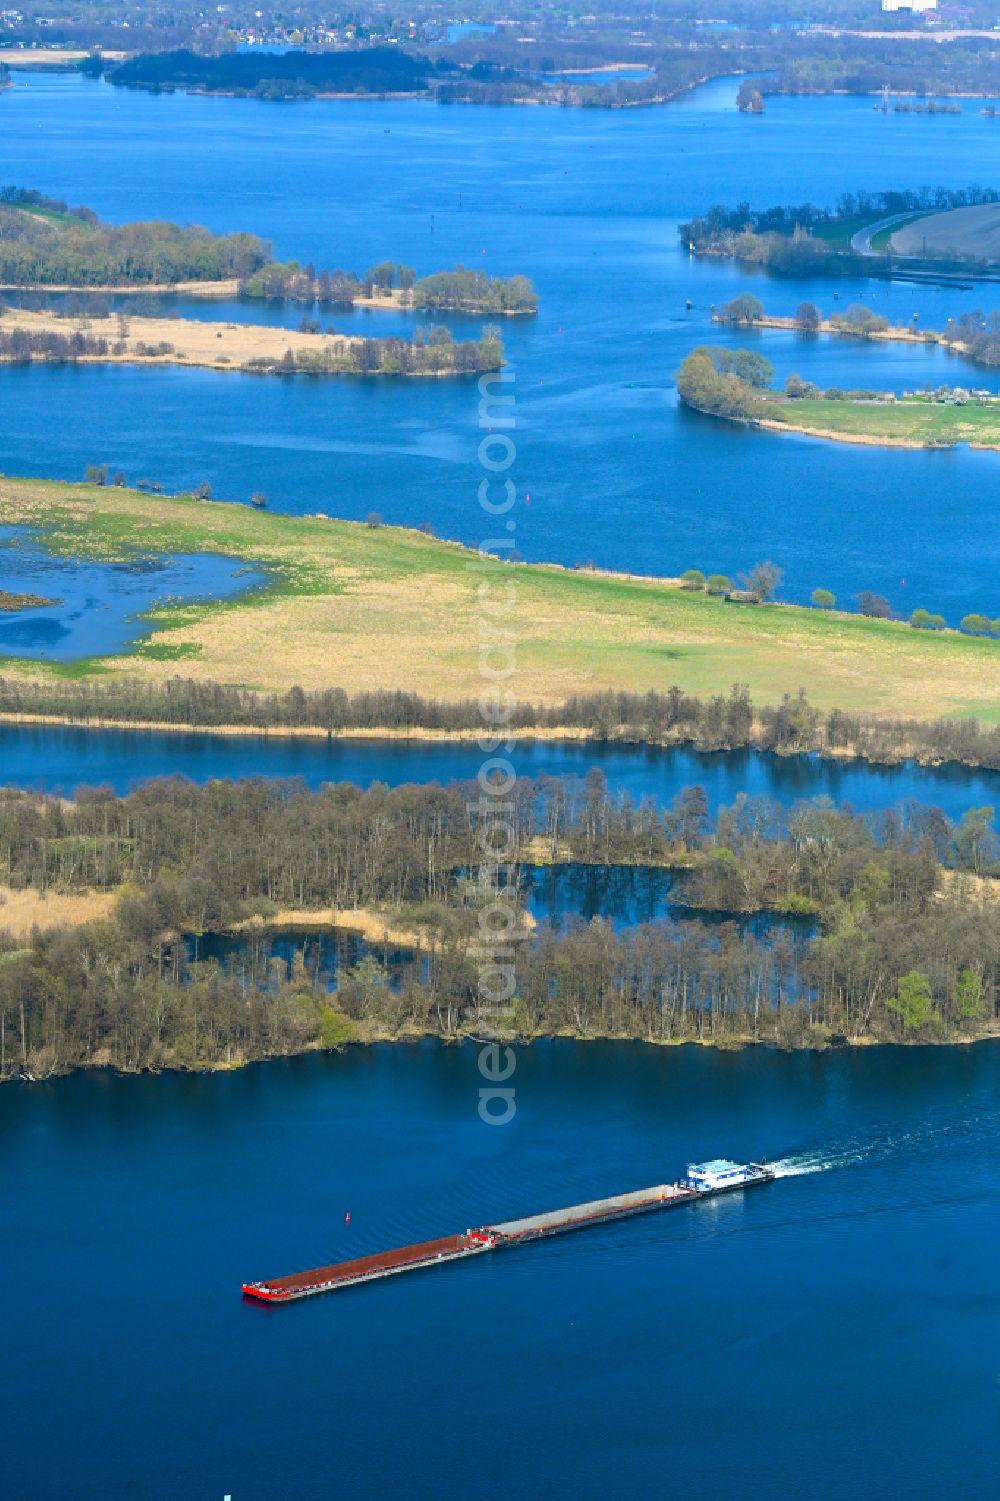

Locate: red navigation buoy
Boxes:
[345,1212,351,1223]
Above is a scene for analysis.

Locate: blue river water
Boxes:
[4,1040,999,1500]
[0,722,997,821]
[1,74,1000,620]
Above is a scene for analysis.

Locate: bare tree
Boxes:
[739,561,783,603]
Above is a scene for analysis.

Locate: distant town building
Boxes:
[881,0,937,11]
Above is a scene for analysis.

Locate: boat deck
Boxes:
[486,1182,695,1241]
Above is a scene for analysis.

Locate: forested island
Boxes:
[676,340,1000,455]
[0,189,536,312]
[0,305,504,377]
[681,186,1000,277]
[87,42,705,108]
[243,260,537,314]
[0,773,997,1081]
[102,45,450,99]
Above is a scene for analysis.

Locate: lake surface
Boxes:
[0,526,263,660]
[521,860,811,935]
[4,1040,999,1500]
[189,925,418,988]
[2,74,1000,620]
[0,722,997,820]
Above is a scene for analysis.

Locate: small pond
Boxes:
[0,525,266,661]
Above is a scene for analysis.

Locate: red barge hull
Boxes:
[242,1165,774,1305]
[242,1232,493,1303]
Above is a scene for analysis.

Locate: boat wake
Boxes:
[768,1105,1000,1182]
[768,1153,838,1178]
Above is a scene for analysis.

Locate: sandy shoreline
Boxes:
[354,288,535,315]
[233,906,464,951]
[9,1021,999,1084]
[107,72,709,113]
[0,48,126,67]
[755,417,929,449]
[2,281,535,314]
[0,710,598,742]
[723,313,972,354]
[0,279,239,297]
[0,709,972,774]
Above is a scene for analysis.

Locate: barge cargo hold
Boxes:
[240,1232,494,1303]
[483,1182,694,1245]
[242,1159,774,1305]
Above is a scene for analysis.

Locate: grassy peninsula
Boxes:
[0,477,998,723]
[677,341,1000,453]
[760,394,1000,449]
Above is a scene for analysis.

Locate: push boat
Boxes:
[242,1159,774,1305]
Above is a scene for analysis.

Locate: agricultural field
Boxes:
[890,202,1000,261]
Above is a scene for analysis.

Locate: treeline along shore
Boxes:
[1,774,997,1080]
[714,293,1000,370]
[0,189,537,311]
[86,43,709,109]
[2,677,1000,773]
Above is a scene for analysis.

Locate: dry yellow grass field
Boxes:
[0,279,240,297]
[0,48,127,66]
[241,906,535,949]
[239,907,436,949]
[0,885,116,939]
[0,477,997,722]
[0,305,367,373]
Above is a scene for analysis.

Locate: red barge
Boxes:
[242,1159,774,1305]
